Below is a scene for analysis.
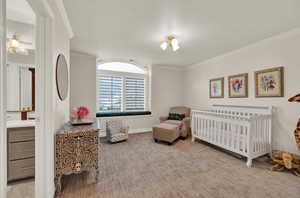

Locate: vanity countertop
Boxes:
[7,120,35,128]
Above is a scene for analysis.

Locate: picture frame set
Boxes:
[209,66,284,98]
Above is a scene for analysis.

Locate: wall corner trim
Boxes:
[70,50,97,59]
[152,64,185,71]
[129,128,152,134]
[54,0,74,38]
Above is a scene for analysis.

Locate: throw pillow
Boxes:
[168,113,185,120]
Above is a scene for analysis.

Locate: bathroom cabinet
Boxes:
[7,126,35,181]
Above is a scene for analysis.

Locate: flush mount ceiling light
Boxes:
[160,35,180,51]
[7,34,29,56]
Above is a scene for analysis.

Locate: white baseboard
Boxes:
[129,128,152,134]
[99,128,152,138]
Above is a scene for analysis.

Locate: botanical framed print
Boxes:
[228,73,248,98]
[255,67,284,97]
[210,77,224,98]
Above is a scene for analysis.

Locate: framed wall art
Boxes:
[210,77,224,98]
[255,67,284,97]
[228,73,248,98]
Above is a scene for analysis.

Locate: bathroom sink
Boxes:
[7,120,36,128]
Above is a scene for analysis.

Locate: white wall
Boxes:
[100,66,184,133]
[46,1,71,197]
[151,66,184,123]
[69,55,185,132]
[53,16,71,131]
[70,51,97,117]
[126,66,185,132]
[184,28,300,154]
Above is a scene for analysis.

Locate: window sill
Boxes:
[96,111,151,117]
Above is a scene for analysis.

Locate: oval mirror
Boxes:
[56,54,69,101]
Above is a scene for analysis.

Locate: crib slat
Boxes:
[199,117,202,138]
[253,120,256,153]
[258,120,260,152]
[229,122,233,150]
[263,119,266,152]
[243,125,247,153]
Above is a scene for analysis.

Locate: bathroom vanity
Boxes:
[7,120,35,182]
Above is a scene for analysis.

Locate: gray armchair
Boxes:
[106,119,129,143]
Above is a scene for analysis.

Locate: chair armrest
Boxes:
[122,126,129,135]
[159,116,168,123]
[182,117,191,129]
[106,127,111,137]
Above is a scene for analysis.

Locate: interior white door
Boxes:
[0,0,7,197]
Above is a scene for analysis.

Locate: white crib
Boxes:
[191,105,272,167]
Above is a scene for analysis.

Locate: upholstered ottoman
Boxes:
[153,123,180,145]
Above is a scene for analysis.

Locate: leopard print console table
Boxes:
[55,122,100,194]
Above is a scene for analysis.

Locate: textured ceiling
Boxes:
[63,0,300,67]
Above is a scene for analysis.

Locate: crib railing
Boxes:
[191,105,272,167]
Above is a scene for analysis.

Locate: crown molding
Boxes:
[54,0,73,39]
[152,64,185,71]
[71,50,97,58]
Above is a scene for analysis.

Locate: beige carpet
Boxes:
[7,179,34,198]
[56,132,300,198]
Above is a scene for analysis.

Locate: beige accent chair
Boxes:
[153,106,191,145]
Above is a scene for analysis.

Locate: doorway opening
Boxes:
[6,0,36,197]
[1,0,55,198]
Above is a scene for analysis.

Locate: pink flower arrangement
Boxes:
[71,106,90,120]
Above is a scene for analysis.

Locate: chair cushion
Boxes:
[164,120,182,126]
[110,133,128,143]
[154,123,179,130]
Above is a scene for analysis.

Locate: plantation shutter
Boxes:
[98,75,122,112]
[125,77,145,111]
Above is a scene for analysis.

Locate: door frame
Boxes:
[0,0,55,198]
[0,0,7,197]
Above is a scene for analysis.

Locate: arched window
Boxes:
[97,62,145,74]
[96,62,150,115]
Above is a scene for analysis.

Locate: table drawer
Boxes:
[8,158,35,181]
[8,127,35,142]
[9,141,35,160]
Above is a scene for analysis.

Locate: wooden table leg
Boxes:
[95,165,99,183]
[54,174,62,194]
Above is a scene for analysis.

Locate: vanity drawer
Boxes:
[9,141,35,160]
[8,127,35,142]
[8,158,35,181]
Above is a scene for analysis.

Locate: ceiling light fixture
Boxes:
[160,35,180,51]
[7,34,29,56]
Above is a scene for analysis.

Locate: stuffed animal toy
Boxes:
[288,93,300,102]
[270,94,300,176]
[288,93,300,151]
[271,150,300,176]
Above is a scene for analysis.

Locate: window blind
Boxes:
[98,75,122,112]
[125,77,145,111]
